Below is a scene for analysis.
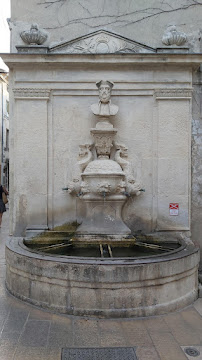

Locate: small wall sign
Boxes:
[169,203,179,216]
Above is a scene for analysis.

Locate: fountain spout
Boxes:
[102,191,106,199]
[62,187,69,191]
[122,191,131,197]
[77,191,83,197]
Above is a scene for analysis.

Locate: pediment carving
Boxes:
[49,30,155,54]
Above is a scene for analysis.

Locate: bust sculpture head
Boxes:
[96,80,114,104]
[91,80,118,117]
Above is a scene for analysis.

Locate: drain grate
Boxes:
[184,348,200,357]
[61,347,137,360]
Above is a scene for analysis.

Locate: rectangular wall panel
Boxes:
[157,98,191,230]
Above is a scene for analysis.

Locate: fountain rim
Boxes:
[6,236,199,266]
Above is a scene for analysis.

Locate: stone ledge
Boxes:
[2,53,202,69]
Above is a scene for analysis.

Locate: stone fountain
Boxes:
[68,80,141,241]
[5,81,199,318]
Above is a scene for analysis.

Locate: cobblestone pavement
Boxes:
[0,211,202,360]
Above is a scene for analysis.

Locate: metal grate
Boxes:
[184,347,200,357]
[61,347,137,360]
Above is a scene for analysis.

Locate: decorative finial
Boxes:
[20,24,48,45]
[162,25,187,46]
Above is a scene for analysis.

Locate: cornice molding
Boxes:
[2,54,201,70]
[13,88,50,99]
[155,88,193,99]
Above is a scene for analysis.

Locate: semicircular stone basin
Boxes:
[6,235,199,318]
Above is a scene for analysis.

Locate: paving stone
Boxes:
[2,308,29,333]
[121,320,153,346]
[164,312,201,345]
[14,346,49,360]
[46,347,61,360]
[180,308,202,342]
[194,299,202,316]
[0,300,11,313]
[48,329,73,349]
[0,339,19,360]
[0,330,21,344]
[149,331,188,360]
[136,346,161,360]
[18,319,50,347]
[144,317,170,333]
[48,317,73,348]
[99,320,127,347]
[0,265,6,278]
[73,318,100,347]
[28,307,54,321]
[0,315,9,332]
[0,298,11,313]
[0,285,10,299]
[6,293,31,312]
[50,315,73,331]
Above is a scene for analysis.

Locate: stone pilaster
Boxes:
[12,88,50,235]
[154,88,192,230]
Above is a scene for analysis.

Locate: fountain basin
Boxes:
[6,235,199,317]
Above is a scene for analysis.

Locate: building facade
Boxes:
[4,0,202,264]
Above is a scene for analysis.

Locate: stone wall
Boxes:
[4,54,199,238]
[7,0,202,257]
[9,0,202,52]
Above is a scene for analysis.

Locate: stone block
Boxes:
[49,283,69,309]
[30,280,50,306]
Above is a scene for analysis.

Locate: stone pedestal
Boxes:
[76,194,130,238]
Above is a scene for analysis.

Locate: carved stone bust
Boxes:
[91,80,119,116]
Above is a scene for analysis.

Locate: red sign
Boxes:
[169,203,179,216]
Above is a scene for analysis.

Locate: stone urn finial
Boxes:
[162,25,187,46]
[20,24,48,45]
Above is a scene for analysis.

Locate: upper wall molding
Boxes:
[3,53,201,64]
[13,88,50,99]
[155,88,193,99]
[3,54,201,74]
